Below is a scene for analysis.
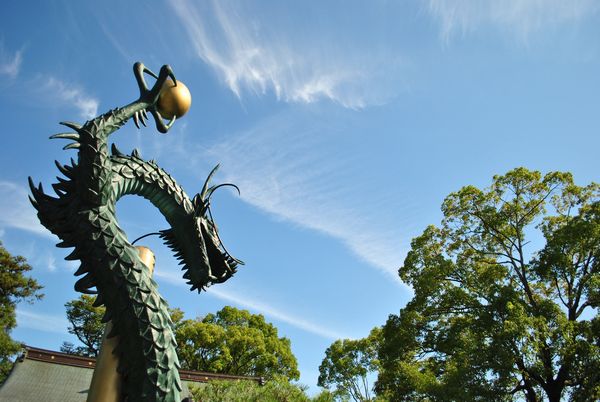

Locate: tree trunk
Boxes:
[545,383,564,402]
[524,387,538,402]
[521,379,538,402]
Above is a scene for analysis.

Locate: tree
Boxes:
[175,306,300,381]
[189,377,310,402]
[0,242,43,381]
[318,327,382,401]
[312,389,340,402]
[61,295,105,357]
[376,168,599,402]
[61,294,185,358]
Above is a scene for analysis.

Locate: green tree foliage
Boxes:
[189,378,310,402]
[311,389,341,402]
[0,242,43,382]
[318,328,382,401]
[175,306,300,381]
[61,295,105,357]
[61,294,185,359]
[377,168,599,402]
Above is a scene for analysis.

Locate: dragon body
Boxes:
[29,63,241,401]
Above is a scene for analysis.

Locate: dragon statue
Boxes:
[28,62,242,401]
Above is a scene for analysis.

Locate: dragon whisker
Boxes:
[131,232,163,245]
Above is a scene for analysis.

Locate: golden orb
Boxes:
[157,79,192,120]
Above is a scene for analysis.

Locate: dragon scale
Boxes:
[29,63,242,401]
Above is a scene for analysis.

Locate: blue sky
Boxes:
[1,0,599,394]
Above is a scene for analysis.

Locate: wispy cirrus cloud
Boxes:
[203,110,412,282]
[0,44,23,79]
[38,76,99,119]
[0,43,97,118]
[16,309,69,335]
[155,269,349,340]
[97,19,134,63]
[0,181,52,239]
[207,287,350,340]
[168,0,403,109]
[427,0,600,41]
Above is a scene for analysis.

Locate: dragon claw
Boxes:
[143,66,158,80]
[151,109,176,134]
[133,62,149,94]
[133,112,141,129]
[168,70,177,87]
[153,65,173,94]
[133,62,180,133]
[133,109,149,130]
[164,115,176,131]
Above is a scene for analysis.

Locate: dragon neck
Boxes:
[77,101,150,206]
[110,152,194,227]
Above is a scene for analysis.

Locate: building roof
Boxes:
[0,346,263,402]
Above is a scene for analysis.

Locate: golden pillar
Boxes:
[87,246,155,402]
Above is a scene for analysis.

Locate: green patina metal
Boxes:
[28,62,242,401]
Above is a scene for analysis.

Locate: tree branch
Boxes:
[515,353,547,388]
[553,276,569,310]
[572,250,596,319]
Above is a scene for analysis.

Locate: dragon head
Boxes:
[159,165,243,291]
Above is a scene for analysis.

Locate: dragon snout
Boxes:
[200,215,243,282]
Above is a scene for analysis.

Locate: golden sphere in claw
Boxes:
[157,79,192,120]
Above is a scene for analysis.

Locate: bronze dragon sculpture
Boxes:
[29,62,242,401]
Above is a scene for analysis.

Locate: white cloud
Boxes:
[204,111,410,282]
[168,0,402,109]
[207,287,350,340]
[40,76,99,119]
[0,181,53,238]
[427,0,600,41]
[28,246,64,273]
[46,254,57,272]
[16,309,69,335]
[0,46,22,79]
[155,269,349,340]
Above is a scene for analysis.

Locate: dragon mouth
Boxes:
[201,221,242,284]
[158,211,243,292]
